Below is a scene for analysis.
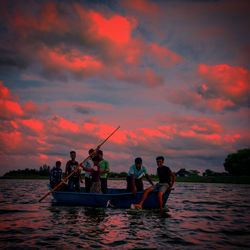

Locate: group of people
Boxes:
[50,150,175,212]
[49,149,110,194]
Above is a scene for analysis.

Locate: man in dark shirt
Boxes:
[65,151,81,191]
[50,161,62,188]
[133,156,175,213]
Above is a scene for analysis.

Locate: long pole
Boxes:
[38,126,120,202]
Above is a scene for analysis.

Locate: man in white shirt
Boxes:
[126,157,154,194]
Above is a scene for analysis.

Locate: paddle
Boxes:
[38,126,120,202]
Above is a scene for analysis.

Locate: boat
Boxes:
[51,188,171,209]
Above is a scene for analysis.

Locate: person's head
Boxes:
[88,148,95,160]
[156,156,164,167]
[98,150,103,160]
[88,148,94,155]
[135,157,142,169]
[70,151,76,160]
[55,161,61,168]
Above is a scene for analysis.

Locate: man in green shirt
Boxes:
[98,150,110,193]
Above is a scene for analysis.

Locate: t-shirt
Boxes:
[128,165,147,179]
[99,159,109,179]
[50,167,62,183]
[157,165,171,184]
[83,159,93,178]
[66,160,79,179]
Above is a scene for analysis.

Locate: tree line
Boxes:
[2,148,249,178]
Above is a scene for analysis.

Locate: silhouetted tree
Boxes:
[189,170,200,176]
[176,168,190,177]
[39,164,50,176]
[224,148,250,176]
[203,169,215,176]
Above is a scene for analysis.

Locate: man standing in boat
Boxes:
[127,157,154,194]
[98,150,110,194]
[65,151,81,192]
[82,148,95,192]
[50,161,63,188]
[81,155,102,193]
[133,156,175,214]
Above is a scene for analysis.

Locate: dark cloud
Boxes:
[73,104,93,115]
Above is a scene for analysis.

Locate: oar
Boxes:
[38,126,120,202]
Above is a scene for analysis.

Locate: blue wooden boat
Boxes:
[51,188,171,209]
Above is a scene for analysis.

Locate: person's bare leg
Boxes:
[157,191,164,214]
[134,186,153,209]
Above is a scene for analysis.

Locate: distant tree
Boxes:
[189,170,200,176]
[39,164,50,176]
[176,168,190,177]
[203,169,215,176]
[224,148,250,176]
[2,165,51,177]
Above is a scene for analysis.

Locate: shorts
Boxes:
[154,183,170,193]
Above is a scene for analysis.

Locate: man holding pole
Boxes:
[38,126,120,202]
[65,151,81,192]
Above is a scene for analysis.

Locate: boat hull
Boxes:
[51,188,170,209]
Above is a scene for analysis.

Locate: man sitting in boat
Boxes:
[126,157,154,194]
[133,156,175,214]
[65,151,82,192]
[50,161,62,188]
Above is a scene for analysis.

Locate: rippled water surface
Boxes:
[0,179,250,249]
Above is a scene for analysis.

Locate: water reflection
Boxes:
[1,180,250,249]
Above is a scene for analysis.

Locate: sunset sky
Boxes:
[0,0,249,176]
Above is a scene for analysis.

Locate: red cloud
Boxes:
[168,64,249,112]
[41,47,104,75]
[0,82,24,119]
[21,119,44,134]
[89,12,136,46]
[198,64,250,104]
[149,43,182,67]
[0,82,11,99]
[168,89,235,112]
[4,2,182,86]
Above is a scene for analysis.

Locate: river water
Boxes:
[0,179,250,249]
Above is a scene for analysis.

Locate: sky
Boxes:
[0,0,249,176]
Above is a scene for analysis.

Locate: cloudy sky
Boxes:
[0,0,249,176]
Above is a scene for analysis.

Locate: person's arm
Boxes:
[65,162,69,175]
[81,165,94,172]
[169,171,176,187]
[145,174,154,186]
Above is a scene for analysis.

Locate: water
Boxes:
[0,180,250,249]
